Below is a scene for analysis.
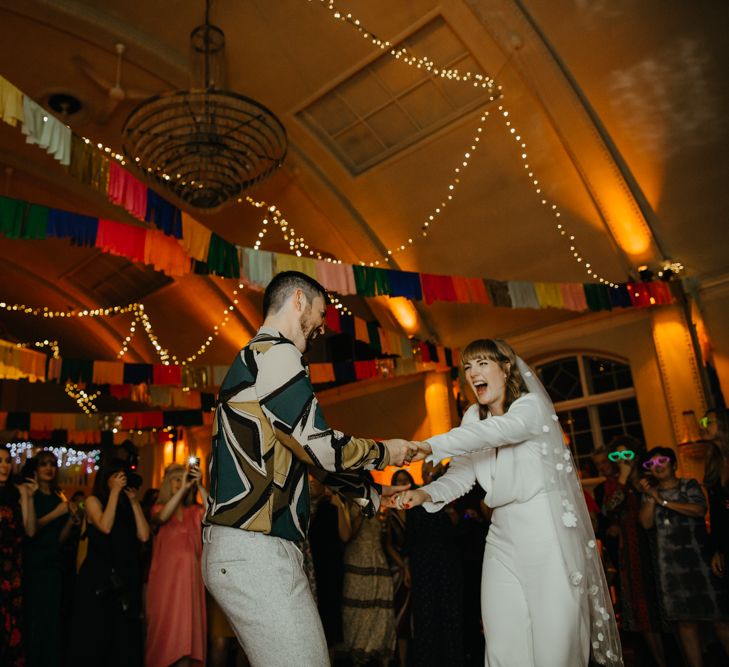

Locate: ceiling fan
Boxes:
[73,43,154,124]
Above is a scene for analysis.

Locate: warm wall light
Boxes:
[651,308,707,442]
[603,193,654,259]
[163,440,174,468]
[388,297,419,335]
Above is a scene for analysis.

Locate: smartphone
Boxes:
[187,456,200,471]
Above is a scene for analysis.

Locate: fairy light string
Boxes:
[64,381,101,414]
[305,0,617,281]
[308,0,498,91]
[16,339,60,358]
[4,285,242,368]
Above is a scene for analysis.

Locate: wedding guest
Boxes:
[146,463,207,667]
[308,475,347,661]
[591,446,621,574]
[385,469,414,667]
[704,417,729,581]
[607,436,665,667]
[405,461,465,667]
[23,451,74,667]
[342,499,396,666]
[71,459,150,667]
[0,445,37,667]
[640,446,729,667]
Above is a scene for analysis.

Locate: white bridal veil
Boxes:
[516,356,622,665]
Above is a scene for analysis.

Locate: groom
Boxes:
[202,270,415,666]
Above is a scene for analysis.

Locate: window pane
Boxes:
[557,407,593,468]
[597,397,645,448]
[597,402,620,425]
[538,357,583,402]
[586,356,634,395]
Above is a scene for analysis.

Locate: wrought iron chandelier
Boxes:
[121,0,287,210]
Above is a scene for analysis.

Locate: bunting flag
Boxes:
[0,193,677,318]
[0,76,679,318]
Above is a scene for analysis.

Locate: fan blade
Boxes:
[73,55,114,93]
[125,88,156,101]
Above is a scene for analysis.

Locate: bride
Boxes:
[397,338,622,666]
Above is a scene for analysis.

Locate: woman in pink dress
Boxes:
[146,462,208,667]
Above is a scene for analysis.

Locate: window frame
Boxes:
[533,352,641,474]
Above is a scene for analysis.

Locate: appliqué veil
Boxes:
[517,356,622,666]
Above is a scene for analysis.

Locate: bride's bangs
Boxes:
[461,339,503,366]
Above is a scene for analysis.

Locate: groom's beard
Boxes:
[300,320,320,353]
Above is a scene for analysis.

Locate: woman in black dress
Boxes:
[23,450,74,667]
[640,446,729,667]
[70,459,150,667]
[308,476,348,662]
[405,461,464,667]
[0,445,37,667]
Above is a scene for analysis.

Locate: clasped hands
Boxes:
[382,438,432,467]
[378,439,434,510]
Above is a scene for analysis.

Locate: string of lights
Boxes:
[0,301,138,318]
[359,109,491,266]
[7,441,101,472]
[64,381,101,414]
[308,0,498,91]
[241,196,344,261]
[133,281,243,366]
[491,103,615,286]
[3,288,239,368]
[116,318,138,359]
[306,0,617,282]
[328,292,352,317]
[15,339,60,359]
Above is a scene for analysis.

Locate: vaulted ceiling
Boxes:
[0,0,727,363]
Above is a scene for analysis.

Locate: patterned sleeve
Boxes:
[313,469,382,518]
[684,478,708,509]
[255,341,388,472]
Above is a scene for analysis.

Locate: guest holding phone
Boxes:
[605,436,666,666]
[145,460,208,667]
[71,459,150,667]
[639,446,729,667]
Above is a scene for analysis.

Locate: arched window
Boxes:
[534,354,644,478]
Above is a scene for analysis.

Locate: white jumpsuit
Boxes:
[422,394,589,667]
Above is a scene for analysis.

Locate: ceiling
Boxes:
[0,0,727,362]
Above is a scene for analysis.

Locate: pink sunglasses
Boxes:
[642,455,671,470]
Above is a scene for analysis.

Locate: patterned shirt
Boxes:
[204,326,389,541]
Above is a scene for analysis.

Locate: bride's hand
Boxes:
[394,488,431,510]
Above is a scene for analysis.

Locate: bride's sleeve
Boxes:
[426,394,545,461]
[420,455,477,514]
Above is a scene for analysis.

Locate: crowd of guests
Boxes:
[0,443,208,667]
[590,416,729,667]
[2,409,729,667]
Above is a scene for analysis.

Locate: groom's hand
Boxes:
[383,439,419,466]
[408,441,432,462]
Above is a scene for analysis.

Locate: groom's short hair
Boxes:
[263,271,329,317]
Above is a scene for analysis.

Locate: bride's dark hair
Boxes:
[461,338,529,418]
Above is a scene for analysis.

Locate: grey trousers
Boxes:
[202,525,330,667]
